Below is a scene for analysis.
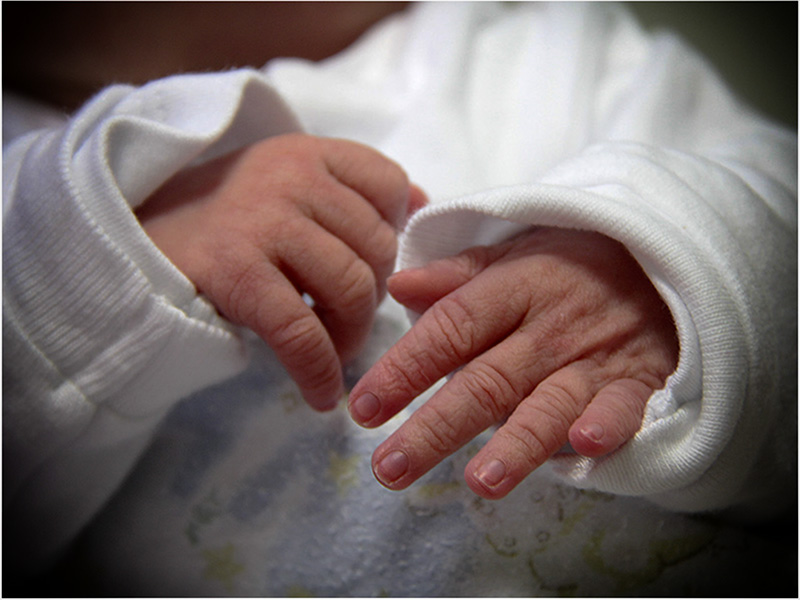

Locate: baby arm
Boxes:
[348,227,679,499]
[138,133,425,411]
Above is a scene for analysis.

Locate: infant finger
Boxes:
[222,259,345,411]
[568,378,653,458]
[350,242,531,426]
[386,258,475,315]
[387,237,525,314]
[278,220,380,365]
[349,276,527,428]
[320,138,412,230]
[464,363,596,499]
[368,325,566,491]
[305,179,400,303]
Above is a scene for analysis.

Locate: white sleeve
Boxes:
[398,6,797,516]
[268,2,796,516]
[3,68,301,569]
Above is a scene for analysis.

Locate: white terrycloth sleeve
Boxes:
[266,2,796,515]
[3,69,301,569]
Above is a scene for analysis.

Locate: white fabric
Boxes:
[264,1,796,515]
[3,0,795,572]
[3,70,301,567]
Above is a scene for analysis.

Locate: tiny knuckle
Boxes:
[382,348,437,397]
[222,260,264,325]
[427,297,477,362]
[337,259,377,312]
[292,174,336,217]
[270,217,307,257]
[501,417,551,467]
[268,312,327,362]
[296,355,342,400]
[309,358,343,393]
[368,223,399,273]
[533,382,582,432]
[416,404,463,455]
[458,363,518,423]
[328,138,405,185]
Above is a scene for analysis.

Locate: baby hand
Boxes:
[348,227,679,499]
[138,134,425,411]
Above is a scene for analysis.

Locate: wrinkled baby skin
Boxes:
[349,227,679,499]
[138,133,426,411]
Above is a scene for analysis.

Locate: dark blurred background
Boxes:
[3,2,798,128]
[628,1,797,127]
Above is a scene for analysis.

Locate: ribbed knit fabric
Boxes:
[3,69,301,568]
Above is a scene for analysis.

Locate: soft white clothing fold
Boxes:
[3,70,301,567]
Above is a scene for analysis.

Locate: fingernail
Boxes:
[580,423,605,443]
[476,459,506,488]
[374,450,409,485]
[349,392,381,423]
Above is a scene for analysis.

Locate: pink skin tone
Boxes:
[349,227,679,499]
[138,133,425,411]
[138,132,678,501]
